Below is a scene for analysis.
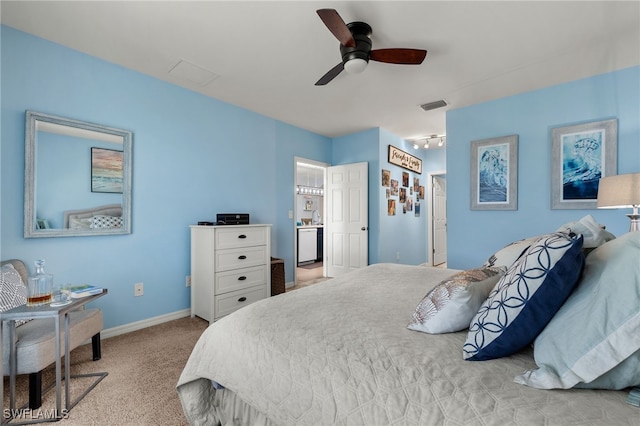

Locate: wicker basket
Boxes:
[270,257,285,296]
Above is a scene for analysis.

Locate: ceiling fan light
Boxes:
[344,58,368,74]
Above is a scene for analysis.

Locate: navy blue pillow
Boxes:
[463,232,584,361]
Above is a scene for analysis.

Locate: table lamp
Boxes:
[597,172,640,232]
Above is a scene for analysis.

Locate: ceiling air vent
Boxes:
[419,100,448,112]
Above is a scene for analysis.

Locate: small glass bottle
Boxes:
[26,259,53,307]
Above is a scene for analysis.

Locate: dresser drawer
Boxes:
[215,246,268,272]
[215,285,266,319]
[215,265,267,295]
[216,227,268,250]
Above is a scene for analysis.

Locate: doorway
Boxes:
[427,172,447,266]
[294,158,327,288]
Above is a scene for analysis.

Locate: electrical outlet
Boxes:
[134,282,144,296]
[396,252,400,261]
[288,210,293,219]
[186,275,191,287]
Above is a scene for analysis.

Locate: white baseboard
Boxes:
[285,281,295,289]
[101,308,191,340]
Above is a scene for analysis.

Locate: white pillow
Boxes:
[483,236,539,268]
[407,266,506,334]
[69,217,93,229]
[514,232,640,389]
[556,214,616,249]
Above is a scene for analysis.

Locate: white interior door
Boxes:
[432,175,447,266]
[326,162,368,277]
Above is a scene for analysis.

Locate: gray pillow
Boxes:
[514,232,640,389]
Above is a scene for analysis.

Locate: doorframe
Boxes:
[294,157,329,285]
[426,170,446,266]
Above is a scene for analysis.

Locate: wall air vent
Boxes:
[419,100,448,112]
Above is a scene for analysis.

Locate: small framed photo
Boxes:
[470,135,518,210]
[551,118,617,209]
[381,169,390,187]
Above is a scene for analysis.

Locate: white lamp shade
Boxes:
[597,173,640,208]
[344,58,368,74]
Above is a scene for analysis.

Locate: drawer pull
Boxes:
[238,276,247,281]
[238,234,247,239]
[238,255,247,260]
[238,297,247,302]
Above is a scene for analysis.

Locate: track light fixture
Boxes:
[414,134,446,150]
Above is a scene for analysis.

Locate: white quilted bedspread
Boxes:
[177,263,639,425]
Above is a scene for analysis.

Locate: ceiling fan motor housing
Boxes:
[340,22,372,65]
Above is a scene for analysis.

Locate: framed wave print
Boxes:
[551,118,617,209]
[470,135,518,210]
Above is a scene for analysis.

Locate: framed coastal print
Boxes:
[91,147,124,193]
[470,135,518,210]
[551,118,617,209]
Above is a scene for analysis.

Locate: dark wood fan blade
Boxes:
[315,62,345,86]
[370,49,427,64]
[317,9,355,47]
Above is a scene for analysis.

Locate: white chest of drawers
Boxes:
[190,224,271,322]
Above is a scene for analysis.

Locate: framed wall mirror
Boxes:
[24,111,133,238]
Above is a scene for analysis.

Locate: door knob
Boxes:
[361,227,367,231]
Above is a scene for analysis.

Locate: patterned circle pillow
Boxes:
[90,215,123,229]
[464,232,584,361]
[407,266,506,334]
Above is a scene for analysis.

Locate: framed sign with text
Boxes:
[388,145,422,174]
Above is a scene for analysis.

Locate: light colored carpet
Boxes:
[3,316,208,425]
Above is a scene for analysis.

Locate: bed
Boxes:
[63,204,123,229]
[177,220,640,425]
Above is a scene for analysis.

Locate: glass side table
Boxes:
[0,290,108,424]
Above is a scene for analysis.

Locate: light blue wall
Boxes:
[377,130,428,265]
[331,128,447,266]
[0,26,331,329]
[446,66,640,269]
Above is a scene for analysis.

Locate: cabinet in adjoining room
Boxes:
[190,224,271,322]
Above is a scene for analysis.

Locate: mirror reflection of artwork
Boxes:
[91,147,124,193]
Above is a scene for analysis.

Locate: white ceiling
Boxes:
[2,1,638,142]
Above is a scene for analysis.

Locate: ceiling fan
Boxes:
[315,8,427,86]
